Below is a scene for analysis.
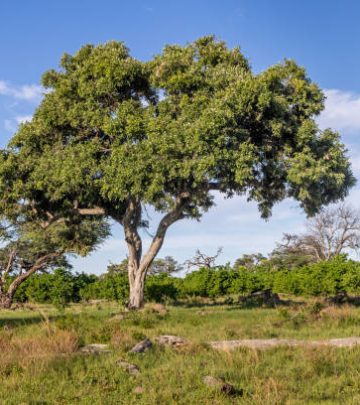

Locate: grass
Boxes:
[2,298,360,404]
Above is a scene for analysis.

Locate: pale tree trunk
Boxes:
[128,270,146,309]
[123,194,189,310]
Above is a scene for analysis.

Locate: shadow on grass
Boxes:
[171,297,306,310]
[0,313,64,329]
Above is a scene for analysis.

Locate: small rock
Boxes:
[133,386,144,394]
[130,338,152,353]
[155,335,188,347]
[325,292,350,305]
[203,376,238,396]
[110,313,126,321]
[79,344,111,354]
[116,359,140,375]
[196,310,207,316]
[239,289,281,307]
[146,303,168,315]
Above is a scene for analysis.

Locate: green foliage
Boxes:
[180,256,360,298]
[80,272,129,304]
[14,268,97,308]
[11,257,360,305]
[0,36,354,254]
[145,273,179,302]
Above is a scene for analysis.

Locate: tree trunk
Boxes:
[0,293,13,309]
[122,194,189,310]
[128,270,146,310]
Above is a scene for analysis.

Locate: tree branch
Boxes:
[139,192,190,273]
[7,252,62,298]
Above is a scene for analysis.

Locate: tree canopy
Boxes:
[0,36,354,308]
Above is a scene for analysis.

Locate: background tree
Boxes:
[0,37,354,309]
[184,248,223,270]
[0,215,108,309]
[234,253,267,270]
[270,204,360,268]
[149,256,183,275]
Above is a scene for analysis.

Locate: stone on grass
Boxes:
[116,359,140,375]
[146,303,168,315]
[208,337,360,350]
[130,338,152,353]
[79,344,111,354]
[203,376,239,396]
[110,313,126,321]
[239,289,281,307]
[155,335,188,347]
[133,386,145,394]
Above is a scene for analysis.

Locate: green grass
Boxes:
[2,299,360,404]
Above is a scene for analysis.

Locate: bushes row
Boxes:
[13,256,360,306]
[180,256,360,297]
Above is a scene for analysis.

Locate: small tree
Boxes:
[0,216,108,309]
[234,253,267,270]
[149,256,183,275]
[184,248,223,270]
[271,204,360,267]
[0,37,354,309]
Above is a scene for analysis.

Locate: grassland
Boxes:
[1,298,360,404]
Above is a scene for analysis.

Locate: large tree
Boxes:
[0,37,354,308]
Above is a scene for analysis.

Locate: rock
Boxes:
[196,310,207,316]
[203,376,238,396]
[79,344,111,354]
[208,337,360,350]
[239,289,281,307]
[325,292,350,305]
[223,297,234,305]
[110,313,126,321]
[146,303,168,315]
[133,386,145,394]
[155,335,188,347]
[130,338,152,353]
[116,359,140,375]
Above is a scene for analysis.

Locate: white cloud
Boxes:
[0,80,43,101]
[318,89,360,133]
[15,115,32,124]
[3,115,32,133]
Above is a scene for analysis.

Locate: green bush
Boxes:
[12,256,360,305]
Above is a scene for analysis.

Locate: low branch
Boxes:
[77,207,105,215]
[7,252,62,298]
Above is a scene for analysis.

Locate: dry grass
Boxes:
[0,324,78,374]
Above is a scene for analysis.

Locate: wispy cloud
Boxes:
[0,80,43,101]
[15,115,32,124]
[3,115,32,134]
[318,89,360,133]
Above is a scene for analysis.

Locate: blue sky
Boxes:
[1,1,360,273]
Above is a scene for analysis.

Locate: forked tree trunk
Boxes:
[123,195,189,310]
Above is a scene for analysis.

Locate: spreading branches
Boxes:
[271,204,360,267]
[184,247,223,270]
